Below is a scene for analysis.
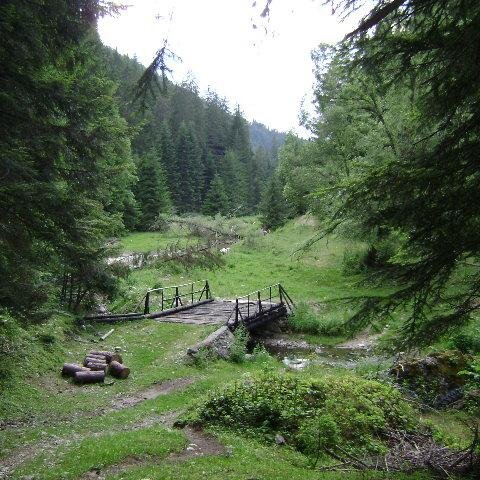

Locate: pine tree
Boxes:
[174,122,203,212]
[0,1,136,313]
[202,174,229,216]
[259,174,288,230]
[134,149,172,229]
[158,120,176,195]
[219,150,248,215]
[202,150,217,199]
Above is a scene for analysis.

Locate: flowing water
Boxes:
[260,338,379,369]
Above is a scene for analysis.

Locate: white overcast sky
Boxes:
[98,0,367,136]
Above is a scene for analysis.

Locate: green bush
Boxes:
[449,321,480,354]
[229,324,249,363]
[288,302,320,334]
[0,311,23,380]
[187,371,417,458]
[342,248,369,275]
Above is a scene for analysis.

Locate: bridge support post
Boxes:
[235,298,239,327]
[144,292,150,315]
[175,286,179,308]
[257,291,262,312]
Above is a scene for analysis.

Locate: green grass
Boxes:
[0,215,473,479]
[118,227,194,253]
[119,220,390,304]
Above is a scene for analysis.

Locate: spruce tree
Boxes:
[134,149,172,229]
[202,174,229,216]
[202,150,217,199]
[158,120,176,197]
[259,174,288,230]
[174,122,203,212]
[0,1,136,313]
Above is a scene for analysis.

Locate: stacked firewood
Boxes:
[61,350,130,384]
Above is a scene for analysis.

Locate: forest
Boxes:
[1,1,479,479]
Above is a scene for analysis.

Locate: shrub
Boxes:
[449,321,480,354]
[342,248,369,275]
[187,371,417,458]
[0,311,23,381]
[288,302,319,334]
[229,325,249,363]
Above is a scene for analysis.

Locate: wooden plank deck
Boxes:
[154,300,237,325]
[154,299,285,328]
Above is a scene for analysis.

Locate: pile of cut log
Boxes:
[61,350,130,384]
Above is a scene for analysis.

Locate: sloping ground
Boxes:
[1,219,473,479]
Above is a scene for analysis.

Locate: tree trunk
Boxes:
[74,370,105,384]
[83,355,108,366]
[89,351,123,363]
[108,360,130,379]
[61,363,90,377]
[84,362,107,371]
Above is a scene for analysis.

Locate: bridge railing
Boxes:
[228,283,294,329]
[142,280,211,315]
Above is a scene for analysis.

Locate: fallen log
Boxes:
[74,370,105,384]
[83,355,108,366]
[61,363,90,377]
[85,362,108,371]
[89,351,122,363]
[108,360,130,379]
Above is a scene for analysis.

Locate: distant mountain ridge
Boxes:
[249,120,287,155]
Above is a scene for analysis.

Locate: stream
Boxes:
[258,337,380,369]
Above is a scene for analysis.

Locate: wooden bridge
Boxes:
[85,280,294,331]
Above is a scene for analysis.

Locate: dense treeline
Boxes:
[0,1,283,317]
[276,0,480,345]
[100,48,282,227]
[1,1,135,315]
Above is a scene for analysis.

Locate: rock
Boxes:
[275,434,286,445]
[283,357,309,370]
[390,350,473,405]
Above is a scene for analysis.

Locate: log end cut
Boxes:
[108,360,130,379]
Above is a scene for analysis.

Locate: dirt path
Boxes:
[80,424,226,480]
[0,377,195,479]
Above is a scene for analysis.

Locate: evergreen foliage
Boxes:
[280,1,480,346]
[134,149,172,229]
[259,174,289,230]
[202,174,229,217]
[0,0,134,315]
[99,50,284,217]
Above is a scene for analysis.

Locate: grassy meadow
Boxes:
[0,215,474,479]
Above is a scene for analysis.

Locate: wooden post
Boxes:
[235,298,239,327]
[205,280,210,299]
[247,295,250,318]
[191,282,194,304]
[269,286,272,303]
[161,289,164,311]
[175,286,179,308]
[279,284,283,304]
[258,290,262,312]
[144,292,150,315]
